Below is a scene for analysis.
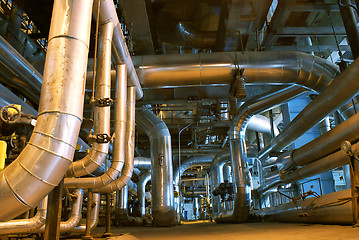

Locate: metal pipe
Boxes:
[279,112,359,172]
[93,0,143,99]
[135,109,176,227]
[94,85,136,193]
[259,55,359,159]
[134,157,152,169]
[252,189,353,225]
[71,193,100,232]
[66,21,114,178]
[65,64,127,188]
[133,52,338,93]
[137,171,151,217]
[0,196,48,235]
[0,0,93,221]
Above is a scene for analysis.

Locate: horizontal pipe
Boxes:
[134,157,152,169]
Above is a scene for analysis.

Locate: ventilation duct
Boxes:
[135,109,176,227]
[0,0,93,221]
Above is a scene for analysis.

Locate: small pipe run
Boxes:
[137,171,151,217]
[93,0,143,99]
[66,21,114,178]
[135,109,176,227]
[0,0,93,221]
[71,193,100,232]
[94,85,136,193]
[65,64,127,189]
[0,196,48,235]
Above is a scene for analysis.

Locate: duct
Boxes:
[259,56,359,160]
[135,109,176,227]
[65,64,127,188]
[93,0,143,99]
[33,189,84,233]
[134,157,152,170]
[220,86,306,223]
[137,171,152,217]
[0,0,93,221]
[279,112,359,172]
[71,193,100,232]
[0,196,47,235]
[252,189,354,225]
[0,35,42,104]
[133,52,338,93]
[94,85,136,193]
[66,21,114,178]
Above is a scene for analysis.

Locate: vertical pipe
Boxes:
[137,171,151,217]
[104,193,111,236]
[84,190,93,239]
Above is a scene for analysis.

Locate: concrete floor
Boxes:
[92,221,359,240]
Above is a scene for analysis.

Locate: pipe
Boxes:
[66,21,114,178]
[222,86,306,223]
[0,196,47,235]
[134,157,152,169]
[279,112,359,172]
[115,185,143,226]
[223,163,232,182]
[137,171,151,217]
[65,64,127,188]
[135,109,176,227]
[94,85,136,193]
[252,189,354,225]
[259,55,359,159]
[133,52,338,93]
[248,115,279,136]
[93,0,143,99]
[0,0,93,221]
[71,193,100,232]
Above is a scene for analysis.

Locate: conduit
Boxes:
[94,85,136,193]
[135,109,176,227]
[223,86,306,223]
[65,64,127,189]
[66,21,114,178]
[137,171,151,217]
[0,196,47,235]
[0,0,93,221]
[93,0,143,99]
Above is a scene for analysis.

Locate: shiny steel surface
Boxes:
[133,52,338,92]
[137,171,151,216]
[135,109,176,226]
[65,64,127,189]
[71,193,100,232]
[67,21,114,178]
[0,0,93,221]
[0,196,47,234]
[94,0,143,99]
[134,157,152,169]
[94,85,135,193]
[279,112,359,172]
[259,56,359,159]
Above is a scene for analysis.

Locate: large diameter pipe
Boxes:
[94,85,136,193]
[134,157,152,169]
[0,0,93,221]
[0,196,47,235]
[66,21,114,178]
[279,112,359,172]
[93,0,143,99]
[65,64,127,188]
[133,52,338,93]
[135,109,176,227]
[259,55,359,159]
[252,189,353,225]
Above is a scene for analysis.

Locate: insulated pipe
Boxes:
[279,112,359,172]
[65,64,127,188]
[135,109,176,227]
[93,0,143,99]
[223,86,306,223]
[137,171,151,217]
[134,157,152,169]
[0,0,93,221]
[133,52,338,93]
[71,193,100,232]
[0,196,47,235]
[259,56,359,159]
[94,85,136,193]
[33,189,84,233]
[252,189,353,225]
[66,21,114,178]
[248,115,279,136]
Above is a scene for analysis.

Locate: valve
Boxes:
[0,105,21,124]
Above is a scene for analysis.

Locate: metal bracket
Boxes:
[94,98,113,107]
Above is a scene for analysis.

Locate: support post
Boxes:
[103,193,112,237]
[44,179,63,240]
[83,189,93,240]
